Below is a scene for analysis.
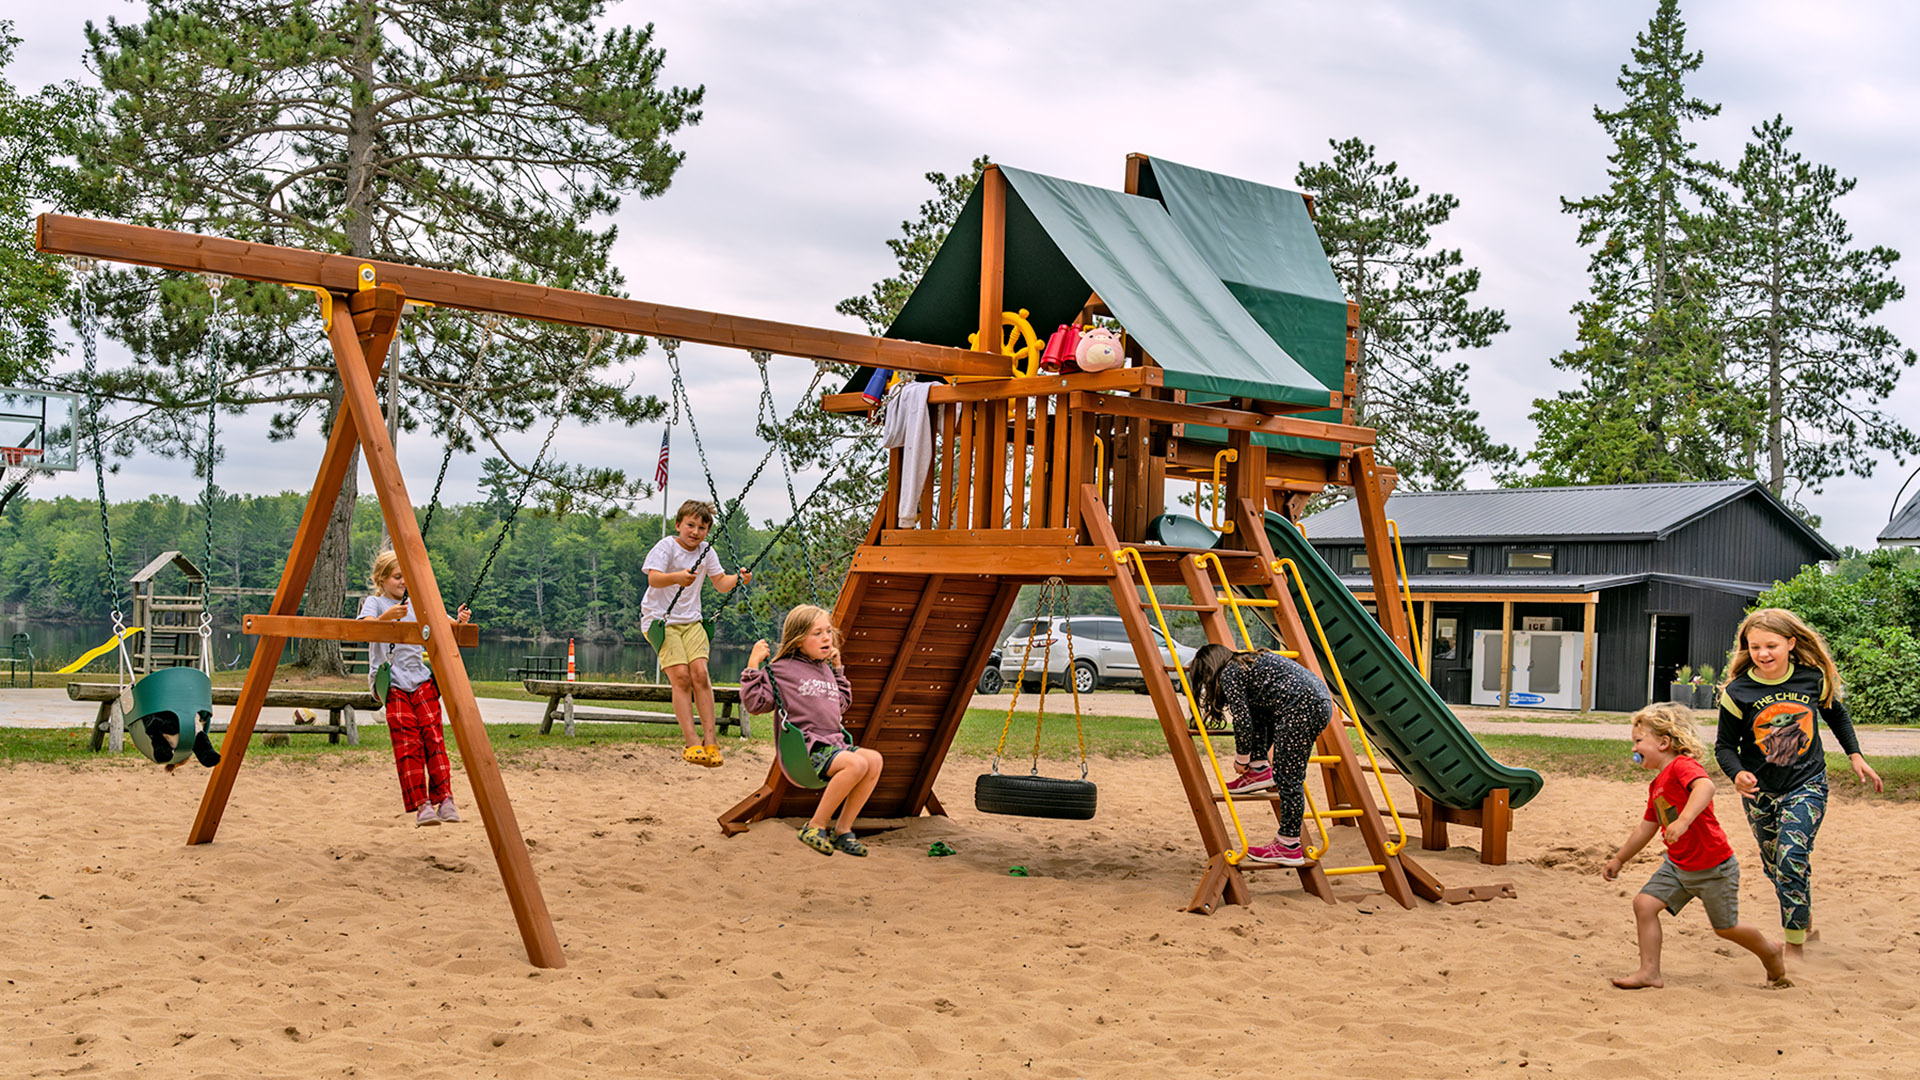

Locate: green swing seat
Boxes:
[775,720,829,790]
[1146,513,1224,549]
[125,666,215,765]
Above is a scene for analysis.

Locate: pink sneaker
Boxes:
[1224,765,1275,796]
[1244,839,1308,867]
[415,804,441,827]
[436,798,462,823]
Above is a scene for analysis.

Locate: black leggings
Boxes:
[1224,653,1333,836]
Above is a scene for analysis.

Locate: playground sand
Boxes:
[3,748,1917,1079]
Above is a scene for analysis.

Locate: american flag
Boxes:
[654,429,670,488]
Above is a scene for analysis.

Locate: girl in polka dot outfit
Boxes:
[1187,643,1333,866]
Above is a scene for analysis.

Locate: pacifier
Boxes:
[1631,752,1645,764]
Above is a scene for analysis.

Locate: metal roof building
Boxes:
[1300,481,1835,712]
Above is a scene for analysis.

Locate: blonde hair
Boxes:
[675,500,715,526]
[1631,702,1708,760]
[368,548,402,594]
[774,604,838,662]
[1726,607,1841,705]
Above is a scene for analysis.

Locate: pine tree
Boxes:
[77,2,702,671]
[735,156,991,618]
[1295,138,1512,490]
[0,21,99,387]
[1713,115,1916,502]
[1519,0,1740,486]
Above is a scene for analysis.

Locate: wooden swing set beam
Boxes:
[33,214,1008,380]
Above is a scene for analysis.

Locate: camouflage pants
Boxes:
[1741,779,1828,943]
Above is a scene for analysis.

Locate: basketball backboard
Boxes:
[0,387,80,471]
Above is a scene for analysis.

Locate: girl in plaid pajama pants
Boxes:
[360,549,472,827]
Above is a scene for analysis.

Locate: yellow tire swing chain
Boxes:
[974,576,1097,820]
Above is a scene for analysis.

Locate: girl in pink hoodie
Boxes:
[741,604,884,856]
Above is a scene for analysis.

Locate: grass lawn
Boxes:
[7,700,1914,802]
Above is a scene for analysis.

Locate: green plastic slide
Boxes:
[1262,512,1544,810]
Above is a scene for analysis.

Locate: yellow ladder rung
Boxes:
[1306,808,1365,821]
[1307,754,1340,764]
[1323,864,1389,877]
[1213,594,1279,608]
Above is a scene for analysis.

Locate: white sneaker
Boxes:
[437,798,462,823]
[415,804,441,827]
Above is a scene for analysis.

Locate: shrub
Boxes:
[1841,626,1920,727]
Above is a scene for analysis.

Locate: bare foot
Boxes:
[1762,939,1790,986]
[1611,971,1664,989]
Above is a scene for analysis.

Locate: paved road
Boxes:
[6,685,1917,756]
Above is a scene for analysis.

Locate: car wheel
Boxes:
[1072,659,1098,695]
[977,666,1004,695]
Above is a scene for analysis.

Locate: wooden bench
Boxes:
[69,681,377,753]
[522,679,750,738]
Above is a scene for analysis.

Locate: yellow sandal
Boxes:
[682,745,710,766]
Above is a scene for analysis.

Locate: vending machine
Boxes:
[1471,629,1590,709]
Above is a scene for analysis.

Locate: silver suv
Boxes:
[996,616,1188,694]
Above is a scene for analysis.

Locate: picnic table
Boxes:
[521,678,750,738]
[509,654,565,679]
[68,681,378,753]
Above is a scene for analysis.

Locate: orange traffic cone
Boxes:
[567,638,577,682]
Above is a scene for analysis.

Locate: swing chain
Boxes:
[990,577,1088,779]
[72,258,123,611]
[198,274,226,592]
[461,329,606,611]
[422,312,501,540]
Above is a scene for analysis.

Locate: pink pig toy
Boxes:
[1074,326,1124,372]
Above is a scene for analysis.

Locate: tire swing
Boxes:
[975,577,1097,820]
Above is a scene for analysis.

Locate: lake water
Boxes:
[5,618,753,684]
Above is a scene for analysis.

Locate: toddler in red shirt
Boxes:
[1602,703,1789,989]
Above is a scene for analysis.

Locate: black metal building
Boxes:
[1300,481,1836,712]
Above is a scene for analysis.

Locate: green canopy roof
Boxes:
[883,165,1330,408]
[1133,156,1350,457]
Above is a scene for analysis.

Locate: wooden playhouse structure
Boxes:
[718,158,1541,911]
[35,153,1537,968]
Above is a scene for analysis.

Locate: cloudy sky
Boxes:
[11,1,1920,550]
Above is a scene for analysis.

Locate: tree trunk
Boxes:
[298,1,381,675]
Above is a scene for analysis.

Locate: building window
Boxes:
[1506,547,1554,572]
[1425,549,1469,572]
[1350,549,1370,572]
[1432,617,1458,660]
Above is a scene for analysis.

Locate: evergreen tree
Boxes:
[1295,138,1512,490]
[1713,115,1916,502]
[77,1,702,671]
[743,155,992,615]
[0,21,100,388]
[1519,0,1738,486]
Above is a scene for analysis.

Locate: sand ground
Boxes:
[3,742,1917,1080]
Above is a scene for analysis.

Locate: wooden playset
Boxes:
[34,152,1538,967]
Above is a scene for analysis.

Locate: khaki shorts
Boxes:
[653,621,711,669]
[1641,855,1741,930]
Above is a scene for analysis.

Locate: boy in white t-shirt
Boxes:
[643,500,750,766]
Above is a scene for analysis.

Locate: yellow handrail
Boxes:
[1113,547,1253,866]
[1093,436,1106,498]
[1273,558,1410,858]
[1189,551,1291,657]
[1209,449,1237,533]
[1386,519,1427,675]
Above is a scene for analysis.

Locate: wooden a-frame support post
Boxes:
[187,285,566,969]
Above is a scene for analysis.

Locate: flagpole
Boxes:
[654,427,668,685]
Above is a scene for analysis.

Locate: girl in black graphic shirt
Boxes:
[1714,608,1882,960]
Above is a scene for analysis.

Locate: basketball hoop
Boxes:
[1,446,42,468]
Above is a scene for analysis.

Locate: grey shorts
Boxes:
[1641,855,1741,930]
[808,738,858,778]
